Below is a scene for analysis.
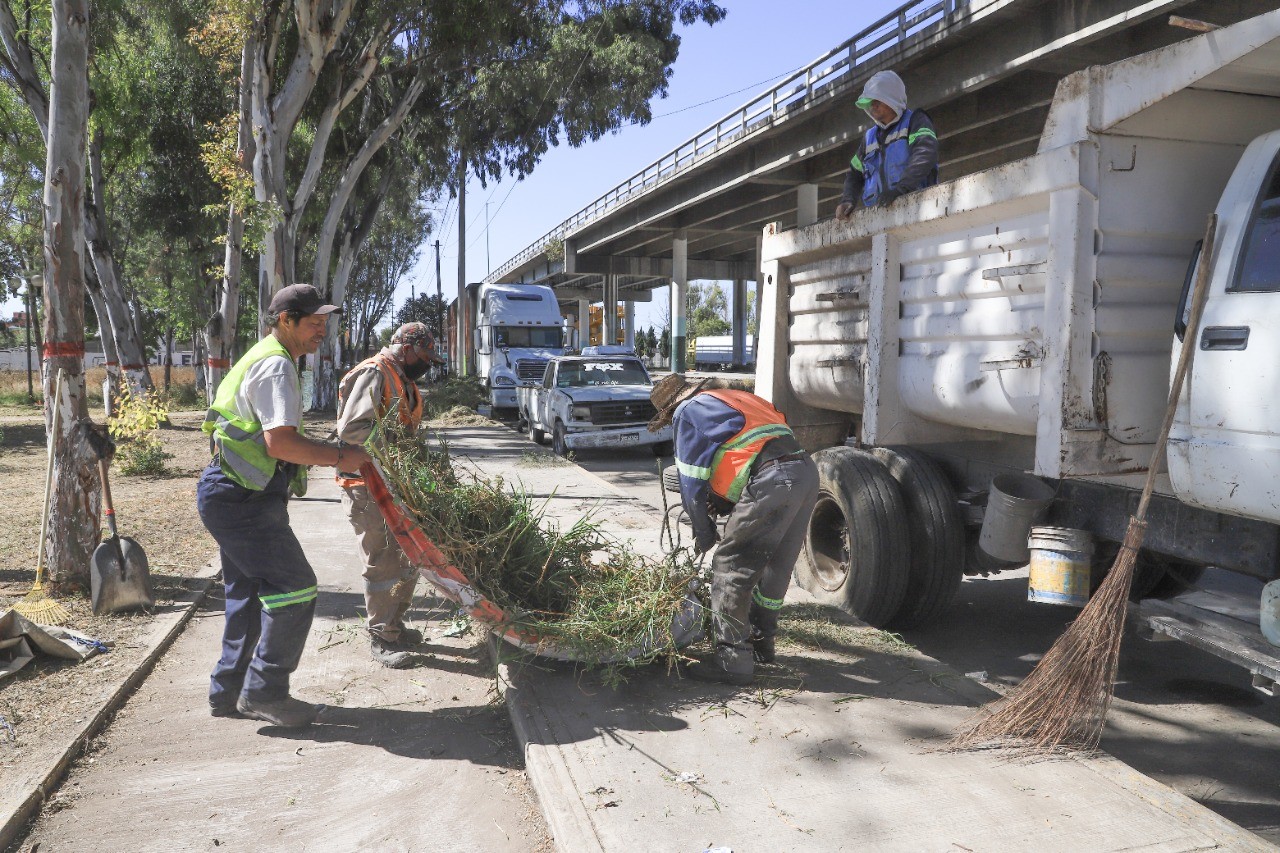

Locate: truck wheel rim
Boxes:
[809,492,851,592]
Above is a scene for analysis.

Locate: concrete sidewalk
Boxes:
[6,422,1274,851]
[441,423,1275,853]
[10,473,549,852]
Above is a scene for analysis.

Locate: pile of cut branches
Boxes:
[371,424,701,670]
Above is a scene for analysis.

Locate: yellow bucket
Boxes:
[1027,526,1094,608]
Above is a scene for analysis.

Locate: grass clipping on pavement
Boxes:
[371,421,701,671]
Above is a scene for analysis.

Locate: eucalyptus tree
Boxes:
[196,0,724,407]
[0,0,155,393]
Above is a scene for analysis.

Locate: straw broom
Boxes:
[15,369,71,626]
[952,214,1218,752]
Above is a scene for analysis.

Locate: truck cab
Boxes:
[473,283,565,415]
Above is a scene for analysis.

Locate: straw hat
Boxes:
[647,373,708,432]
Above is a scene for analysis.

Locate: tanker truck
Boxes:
[758,10,1280,691]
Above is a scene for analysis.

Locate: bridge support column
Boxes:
[623,298,635,349]
[671,230,688,373]
[603,276,619,345]
[577,298,590,350]
[732,278,748,368]
[797,183,819,228]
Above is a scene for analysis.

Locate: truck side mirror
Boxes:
[474,328,485,354]
[1175,239,1203,342]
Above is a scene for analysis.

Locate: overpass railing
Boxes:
[489,0,971,282]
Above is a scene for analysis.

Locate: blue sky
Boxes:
[401,0,906,333]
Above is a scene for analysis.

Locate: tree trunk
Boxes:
[206,37,255,397]
[42,0,99,589]
[310,155,397,410]
[84,261,120,392]
[86,130,153,394]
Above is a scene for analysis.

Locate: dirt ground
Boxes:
[0,398,220,781]
[0,386,343,800]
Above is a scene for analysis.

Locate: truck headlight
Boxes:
[493,375,516,388]
[572,403,592,421]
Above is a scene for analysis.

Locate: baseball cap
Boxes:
[391,321,446,364]
[268,284,341,316]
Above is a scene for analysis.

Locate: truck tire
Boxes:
[662,464,681,493]
[870,447,964,628]
[531,423,547,445]
[1130,553,1205,601]
[797,447,910,628]
[552,421,569,457]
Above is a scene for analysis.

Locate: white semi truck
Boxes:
[468,282,566,416]
[758,11,1280,690]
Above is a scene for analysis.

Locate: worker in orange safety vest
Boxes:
[336,322,444,668]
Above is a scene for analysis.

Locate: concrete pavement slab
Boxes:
[442,423,1275,853]
[11,474,549,852]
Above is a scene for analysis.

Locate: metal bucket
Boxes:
[978,474,1055,564]
[1262,580,1280,647]
[1027,526,1094,607]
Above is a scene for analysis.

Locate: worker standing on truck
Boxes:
[335,321,444,668]
[649,375,820,685]
[835,70,938,220]
[199,284,371,728]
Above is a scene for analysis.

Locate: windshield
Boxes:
[557,360,650,388]
[494,326,563,348]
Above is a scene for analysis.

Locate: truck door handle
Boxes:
[1200,326,1250,351]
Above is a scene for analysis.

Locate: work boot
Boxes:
[394,625,424,646]
[371,635,416,669]
[683,652,753,687]
[209,701,242,719]
[749,602,779,664]
[236,695,320,728]
[749,626,776,664]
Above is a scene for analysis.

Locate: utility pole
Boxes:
[457,156,467,375]
[434,239,443,342]
[485,201,491,276]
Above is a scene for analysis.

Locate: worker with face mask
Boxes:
[335,321,445,668]
[835,70,938,220]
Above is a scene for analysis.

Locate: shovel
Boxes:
[91,456,155,615]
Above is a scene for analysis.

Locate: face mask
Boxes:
[403,358,430,380]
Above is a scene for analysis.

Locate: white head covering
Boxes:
[856,71,908,126]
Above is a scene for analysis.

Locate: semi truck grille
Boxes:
[591,401,656,426]
[515,359,548,383]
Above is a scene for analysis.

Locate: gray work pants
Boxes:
[710,455,820,675]
[342,483,418,641]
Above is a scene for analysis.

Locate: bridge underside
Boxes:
[492,0,1276,359]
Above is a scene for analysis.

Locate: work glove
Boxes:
[835,202,855,222]
[877,187,903,207]
[694,528,720,555]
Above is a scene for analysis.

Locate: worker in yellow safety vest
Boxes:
[199,284,371,728]
[336,322,444,668]
[648,375,819,685]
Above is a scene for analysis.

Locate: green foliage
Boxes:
[108,380,173,476]
[372,426,699,673]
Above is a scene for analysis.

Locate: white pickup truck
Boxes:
[517,351,674,457]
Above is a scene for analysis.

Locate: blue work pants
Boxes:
[197,463,317,707]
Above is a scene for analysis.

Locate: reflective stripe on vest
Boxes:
[335,353,424,488]
[202,336,305,492]
[857,108,933,207]
[704,389,795,503]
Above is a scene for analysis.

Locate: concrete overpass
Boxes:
[485,0,1275,369]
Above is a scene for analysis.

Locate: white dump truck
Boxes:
[470,282,566,416]
[758,11,1280,690]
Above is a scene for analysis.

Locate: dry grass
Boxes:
[0,366,202,416]
[0,405,218,785]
